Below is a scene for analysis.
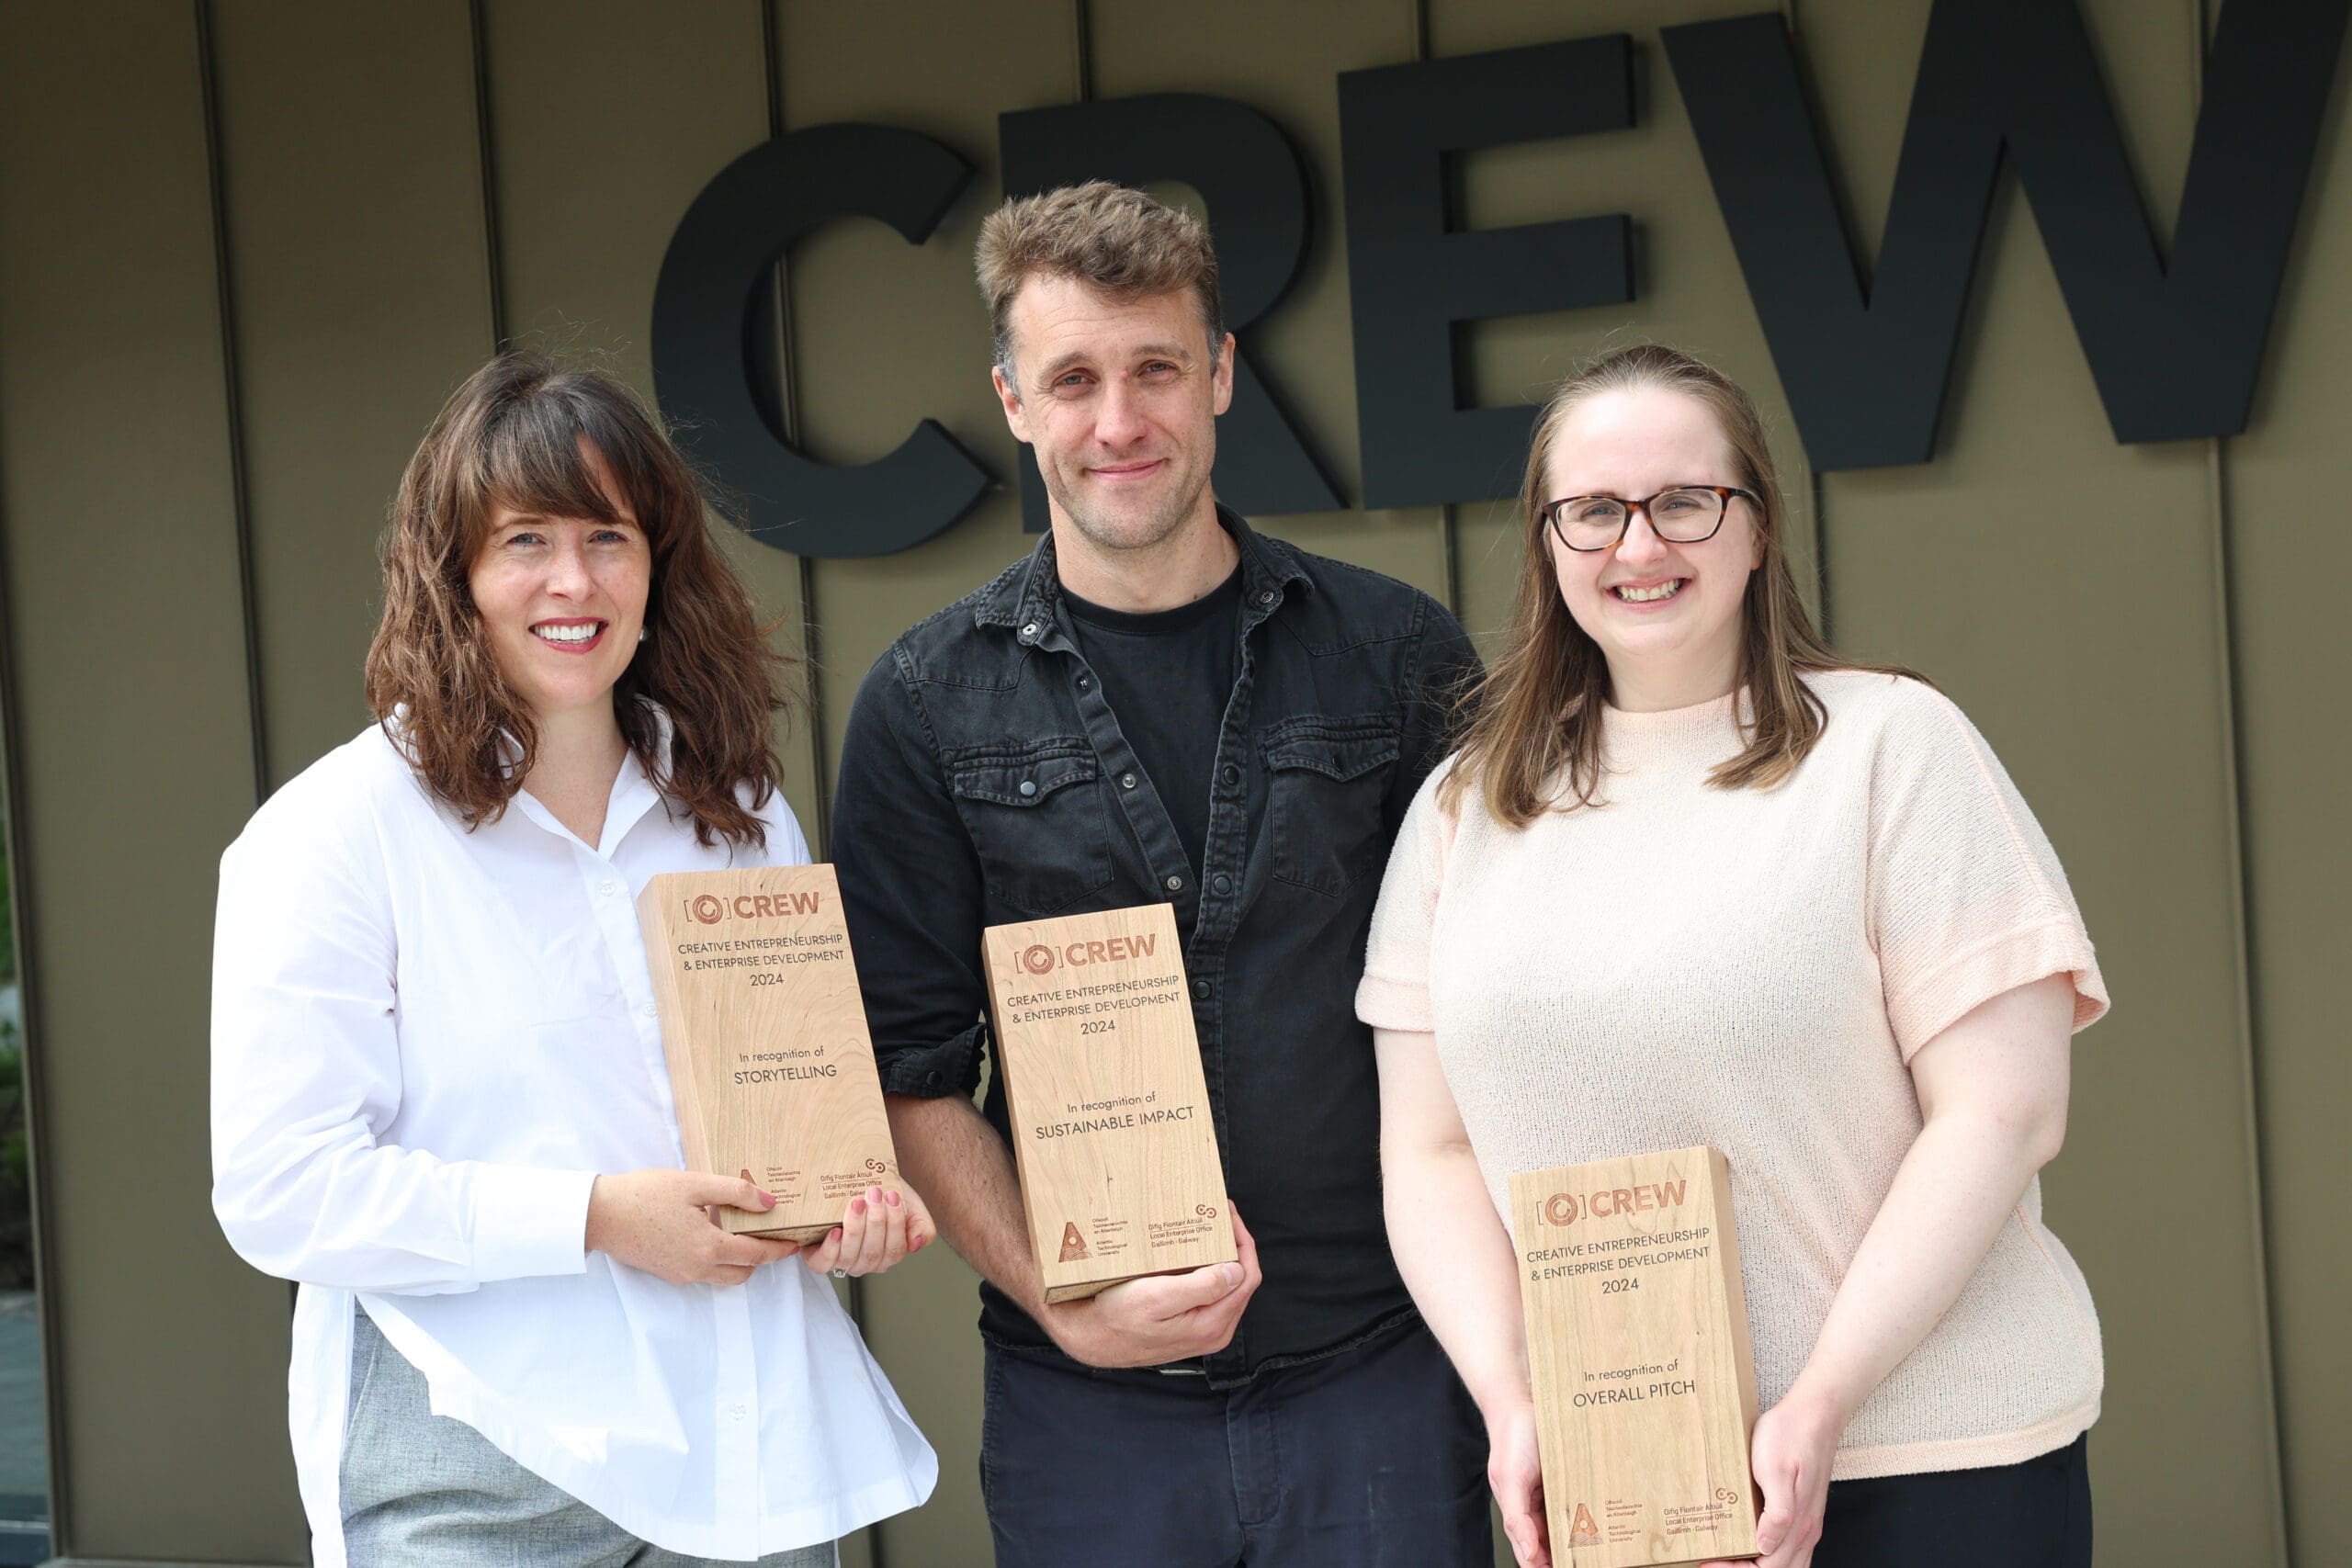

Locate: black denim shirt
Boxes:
[831,511,1477,1384]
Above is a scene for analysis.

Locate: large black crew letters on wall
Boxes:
[649,6,2346,555]
[1664,0,2351,470]
[1338,38,1636,510]
[997,95,1342,531]
[651,125,990,558]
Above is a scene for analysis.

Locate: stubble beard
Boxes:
[1047,453,1215,558]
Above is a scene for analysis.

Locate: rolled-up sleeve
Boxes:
[831,649,993,1098]
[209,795,595,1293]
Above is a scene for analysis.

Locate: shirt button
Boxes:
[1121,773,1138,790]
[1076,674,1091,692]
[1018,779,1038,797]
[728,1402,749,1421]
[599,878,621,897]
[1020,621,1039,640]
[641,1001,658,1019]
[1212,874,1232,895]
[1220,763,1240,786]
[1256,590,1274,605]
[1165,874,1184,892]
[1193,979,1212,999]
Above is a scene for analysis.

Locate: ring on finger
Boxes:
[831,1268,848,1280]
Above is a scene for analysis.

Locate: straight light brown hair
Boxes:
[364,354,797,847]
[1443,344,1920,827]
[974,180,1223,378]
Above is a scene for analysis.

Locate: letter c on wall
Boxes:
[652,125,991,558]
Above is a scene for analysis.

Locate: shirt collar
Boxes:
[975,505,1312,639]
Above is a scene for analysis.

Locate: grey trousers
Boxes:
[341,1308,839,1567]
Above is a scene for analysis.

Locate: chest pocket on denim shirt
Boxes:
[1261,715,1399,897]
[948,741,1115,916]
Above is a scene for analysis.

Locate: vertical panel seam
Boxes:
[1788,0,1830,639]
[2191,0,2290,1553]
[1415,0,1463,624]
[196,0,270,808]
[761,0,831,863]
[469,0,509,347]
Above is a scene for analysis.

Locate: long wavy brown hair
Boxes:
[364,354,797,847]
[1443,344,1918,827]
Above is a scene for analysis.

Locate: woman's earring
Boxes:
[638,626,650,645]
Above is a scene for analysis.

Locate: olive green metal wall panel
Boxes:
[776,11,1081,1562]
[1091,0,1450,604]
[1426,0,1819,655]
[0,4,302,1558]
[209,0,497,789]
[1806,3,2286,1561]
[2226,50,2352,1568]
[479,0,831,880]
[779,2,1079,872]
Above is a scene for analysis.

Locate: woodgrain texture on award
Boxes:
[1510,1147,1762,1567]
[980,904,1236,1303]
[637,864,897,1243]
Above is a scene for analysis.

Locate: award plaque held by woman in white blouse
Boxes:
[211,355,937,1565]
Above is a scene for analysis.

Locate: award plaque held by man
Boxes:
[980,903,1237,1302]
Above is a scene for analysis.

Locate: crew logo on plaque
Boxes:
[981,903,1237,1303]
[1510,1147,1763,1567]
[636,864,898,1243]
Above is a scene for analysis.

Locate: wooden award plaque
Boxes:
[980,903,1237,1303]
[1510,1147,1762,1567]
[637,864,898,1242]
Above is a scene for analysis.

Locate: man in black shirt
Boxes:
[831,182,1487,1566]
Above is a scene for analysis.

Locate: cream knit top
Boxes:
[1358,671,2108,1479]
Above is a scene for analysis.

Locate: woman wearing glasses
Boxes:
[1361,346,2105,1568]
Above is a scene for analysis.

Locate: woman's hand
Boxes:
[1487,1396,1552,1568]
[797,1183,937,1279]
[1701,1385,1843,1568]
[584,1170,802,1285]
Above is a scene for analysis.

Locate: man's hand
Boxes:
[1040,1206,1262,1368]
[1487,1397,1552,1567]
[584,1170,802,1285]
[797,1182,938,1278]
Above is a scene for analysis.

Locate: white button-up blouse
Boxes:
[210,720,935,1563]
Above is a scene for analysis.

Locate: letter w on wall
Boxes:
[1663,0,2349,470]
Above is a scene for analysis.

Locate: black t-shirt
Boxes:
[1061,566,1243,884]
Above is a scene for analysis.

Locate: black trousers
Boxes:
[978,1314,1491,1568]
[1813,1434,2092,1568]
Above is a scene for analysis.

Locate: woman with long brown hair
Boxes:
[1362,345,2106,1568]
[211,355,935,1564]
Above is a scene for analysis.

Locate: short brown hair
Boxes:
[1443,344,1921,827]
[363,353,797,847]
[975,180,1223,376]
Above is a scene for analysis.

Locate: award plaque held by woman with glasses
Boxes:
[1361,346,2107,1568]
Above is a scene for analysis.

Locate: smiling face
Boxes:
[991,274,1235,558]
[465,443,650,728]
[1543,386,1763,711]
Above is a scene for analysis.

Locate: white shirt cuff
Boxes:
[471,1165,598,1281]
